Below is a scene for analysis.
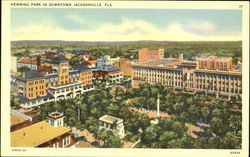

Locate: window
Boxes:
[53,142,58,148]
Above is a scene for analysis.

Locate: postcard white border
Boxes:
[1,1,249,157]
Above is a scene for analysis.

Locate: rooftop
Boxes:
[51,55,69,64]
[18,59,37,65]
[78,141,95,148]
[73,64,91,72]
[15,70,45,81]
[139,58,177,66]
[11,114,28,126]
[16,92,54,104]
[48,82,82,90]
[97,66,120,72]
[48,111,64,119]
[11,121,71,147]
[195,69,242,76]
[196,56,232,61]
[99,115,123,124]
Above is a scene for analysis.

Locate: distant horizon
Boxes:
[11,40,242,42]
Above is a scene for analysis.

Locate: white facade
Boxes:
[99,115,125,139]
[97,55,120,68]
[108,72,124,84]
[48,111,64,127]
[17,62,37,70]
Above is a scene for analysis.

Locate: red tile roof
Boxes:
[18,59,37,64]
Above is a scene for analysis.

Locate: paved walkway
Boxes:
[72,129,104,147]
[129,107,170,119]
[129,107,211,139]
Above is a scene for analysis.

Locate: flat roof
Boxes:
[139,58,177,66]
[11,121,71,147]
[195,69,242,76]
[99,115,123,124]
[11,114,28,126]
[49,82,82,90]
[78,141,95,148]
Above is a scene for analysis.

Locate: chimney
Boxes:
[179,53,183,62]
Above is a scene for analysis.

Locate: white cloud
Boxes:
[12,20,241,41]
[64,14,85,23]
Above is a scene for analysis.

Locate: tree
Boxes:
[104,134,122,148]
[10,95,20,109]
[69,56,83,66]
[17,67,31,73]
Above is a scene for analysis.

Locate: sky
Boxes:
[11,8,242,41]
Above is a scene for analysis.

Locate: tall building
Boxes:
[139,48,164,62]
[132,56,242,100]
[114,57,132,76]
[99,115,125,139]
[11,55,94,109]
[196,56,233,71]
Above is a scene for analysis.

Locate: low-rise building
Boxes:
[93,66,123,85]
[99,115,125,139]
[97,55,120,68]
[11,112,76,147]
[17,59,38,70]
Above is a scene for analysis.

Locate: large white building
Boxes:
[99,115,125,139]
[97,55,120,69]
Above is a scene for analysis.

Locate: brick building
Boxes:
[196,56,233,71]
[138,48,164,62]
[114,57,132,76]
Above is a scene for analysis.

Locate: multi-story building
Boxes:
[114,57,132,77]
[97,55,120,69]
[11,112,76,147]
[138,48,164,62]
[132,55,242,100]
[93,66,123,85]
[11,55,94,109]
[196,56,233,71]
[99,115,125,139]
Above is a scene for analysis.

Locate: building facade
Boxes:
[114,57,132,77]
[132,59,242,100]
[99,115,125,139]
[97,55,120,68]
[196,56,233,71]
[11,55,94,109]
[17,59,38,70]
[93,66,123,85]
[138,48,164,62]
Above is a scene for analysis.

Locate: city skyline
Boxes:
[11,8,242,41]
